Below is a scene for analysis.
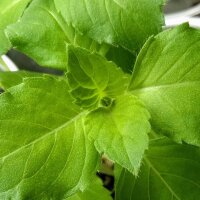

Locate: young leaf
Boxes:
[0,70,42,90]
[129,24,200,146]
[116,137,200,200]
[0,0,31,54]
[85,93,151,174]
[67,46,129,108]
[0,76,99,199]
[66,178,112,200]
[54,0,165,52]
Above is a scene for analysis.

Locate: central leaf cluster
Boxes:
[100,96,115,108]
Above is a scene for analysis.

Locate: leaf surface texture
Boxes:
[0,0,31,54]
[0,76,99,199]
[116,137,200,200]
[85,93,150,174]
[0,71,42,90]
[54,0,165,52]
[129,24,200,146]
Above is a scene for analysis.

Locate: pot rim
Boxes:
[165,3,200,28]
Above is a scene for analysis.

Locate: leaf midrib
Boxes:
[37,5,71,43]
[0,111,86,162]
[130,80,200,94]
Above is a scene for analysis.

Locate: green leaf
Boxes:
[0,76,99,199]
[67,45,129,108]
[106,45,136,73]
[0,70,43,90]
[54,0,165,52]
[129,24,200,146]
[85,93,150,174]
[0,31,11,55]
[116,137,200,200]
[0,0,31,54]
[6,0,70,70]
[5,0,135,72]
[6,0,106,71]
[66,178,112,200]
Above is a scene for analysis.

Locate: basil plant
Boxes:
[0,0,200,199]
